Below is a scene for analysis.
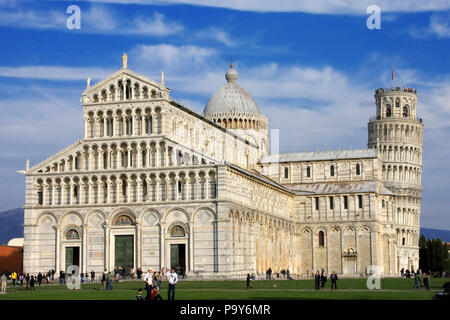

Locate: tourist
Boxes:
[80,272,84,283]
[137,267,143,279]
[246,274,252,289]
[1,273,7,293]
[37,272,43,286]
[144,269,153,298]
[151,286,163,301]
[286,269,291,280]
[330,271,338,290]
[167,268,178,300]
[422,273,430,290]
[25,273,30,290]
[414,272,421,290]
[155,272,162,290]
[130,267,135,279]
[136,288,145,301]
[320,271,327,290]
[59,271,65,285]
[11,271,17,287]
[106,272,113,290]
[19,273,24,287]
[51,269,55,281]
[314,271,320,290]
[30,275,35,291]
[101,271,107,290]
[91,270,96,282]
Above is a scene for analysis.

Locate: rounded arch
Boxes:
[85,209,106,227]
[191,207,216,223]
[140,208,161,226]
[162,207,190,224]
[36,211,58,226]
[108,207,138,226]
[60,210,84,227]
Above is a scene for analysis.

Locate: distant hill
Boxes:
[0,207,24,245]
[0,207,448,245]
[420,228,450,242]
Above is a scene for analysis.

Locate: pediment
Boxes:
[81,68,170,104]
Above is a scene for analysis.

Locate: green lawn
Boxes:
[0,278,446,300]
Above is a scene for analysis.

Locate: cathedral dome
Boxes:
[203,64,262,118]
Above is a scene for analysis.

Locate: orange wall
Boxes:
[0,246,23,274]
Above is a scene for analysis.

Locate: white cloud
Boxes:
[133,12,184,35]
[0,8,66,29]
[195,27,237,47]
[79,0,450,14]
[0,66,113,80]
[429,14,450,37]
[409,13,450,38]
[132,43,217,70]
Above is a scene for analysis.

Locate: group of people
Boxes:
[265,268,292,280]
[314,270,339,290]
[135,268,179,301]
[0,271,55,292]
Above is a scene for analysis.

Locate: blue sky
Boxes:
[0,0,449,229]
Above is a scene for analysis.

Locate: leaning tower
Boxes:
[368,86,424,273]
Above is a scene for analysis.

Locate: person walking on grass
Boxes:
[330,271,338,290]
[167,268,178,301]
[30,275,35,291]
[314,271,320,290]
[101,271,107,290]
[25,273,30,290]
[246,274,252,289]
[106,272,113,290]
[144,269,153,299]
[1,274,7,294]
[422,273,430,290]
[11,271,17,287]
[37,272,43,287]
[414,272,421,290]
[320,271,327,290]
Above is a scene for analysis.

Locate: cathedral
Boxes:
[21,54,423,277]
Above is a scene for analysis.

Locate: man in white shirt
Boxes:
[144,269,153,299]
[167,268,178,300]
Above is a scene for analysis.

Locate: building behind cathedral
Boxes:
[21,56,423,277]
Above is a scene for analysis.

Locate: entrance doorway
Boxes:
[170,244,186,272]
[65,247,80,271]
[115,235,134,271]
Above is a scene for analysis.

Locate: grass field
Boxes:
[0,278,447,300]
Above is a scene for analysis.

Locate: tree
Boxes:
[419,235,449,273]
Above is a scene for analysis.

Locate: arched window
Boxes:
[403,106,409,118]
[356,163,361,175]
[319,231,325,247]
[66,229,80,240]
[170,225,185,237]
[330,165,335,177]
[386,104,392,117]
[306,166,311,178]
[114,215,133,226]
[395,99,400,108]
[284,167,289,179]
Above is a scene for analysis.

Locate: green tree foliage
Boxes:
[419,235,449,273]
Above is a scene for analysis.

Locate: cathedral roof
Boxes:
[260,148,378,164]
[203,64,262,118]
[286,181,394,196]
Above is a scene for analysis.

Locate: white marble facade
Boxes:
[22,57,423,277]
